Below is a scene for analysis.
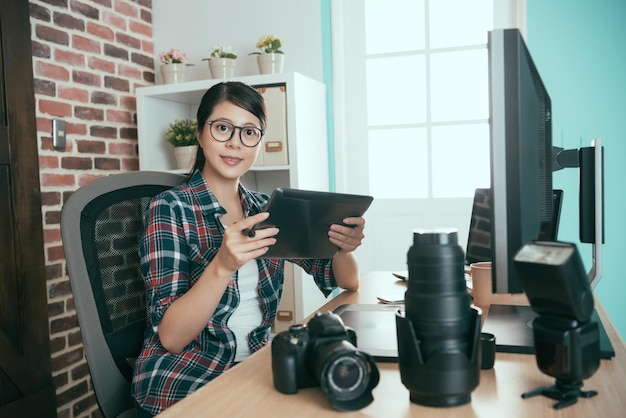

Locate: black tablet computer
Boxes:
[254,188,374,259]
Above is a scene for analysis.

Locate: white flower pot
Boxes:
[160,63,188,84]
[208,58,236,79]
[256,53,285,74]
[174,145,198,170]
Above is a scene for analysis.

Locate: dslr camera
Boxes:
[271,311,380,411]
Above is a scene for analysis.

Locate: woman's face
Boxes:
[198,100,262,184]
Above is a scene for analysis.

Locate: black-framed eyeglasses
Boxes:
[206,120,264,148]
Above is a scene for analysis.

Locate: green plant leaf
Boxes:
[165,118,199,147]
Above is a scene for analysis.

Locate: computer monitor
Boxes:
[487,28,554,294]
[482,29,610,359]
[465,188,563,267]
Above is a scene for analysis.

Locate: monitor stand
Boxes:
[481,304,615,360]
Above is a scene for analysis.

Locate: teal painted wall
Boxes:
[528,0,626,340]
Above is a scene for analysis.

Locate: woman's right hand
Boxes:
[216,212,279,272]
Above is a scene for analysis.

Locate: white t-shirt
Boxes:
[228,259,263,362]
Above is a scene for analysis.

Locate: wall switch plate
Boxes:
[52,119,66,151]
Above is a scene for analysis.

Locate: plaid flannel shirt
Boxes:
[132,170,337,415]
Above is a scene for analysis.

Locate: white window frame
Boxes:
[331,0,526,193]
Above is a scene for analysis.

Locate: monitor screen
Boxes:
[488,28,554,294]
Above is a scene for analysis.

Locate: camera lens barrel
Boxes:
[396,228,481,407]
[314,340,376,409]
[407,228,468,295]
[406,228,473,360]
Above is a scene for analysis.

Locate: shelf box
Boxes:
[256,85,288,167]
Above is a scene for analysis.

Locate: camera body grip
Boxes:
[271,324,312,394]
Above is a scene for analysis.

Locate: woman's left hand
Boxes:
[328,217,366,254]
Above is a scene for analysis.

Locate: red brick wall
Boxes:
[29,0,154,416]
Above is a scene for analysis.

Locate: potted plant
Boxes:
[165,118,199,170]
[159,48,193,84]
[249,35,285,74]
[203,45,237,79]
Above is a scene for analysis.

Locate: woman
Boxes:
[132,81,365,416]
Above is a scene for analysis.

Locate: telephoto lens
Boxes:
[396,228,481,407]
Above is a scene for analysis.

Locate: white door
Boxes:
[331,0,525,274]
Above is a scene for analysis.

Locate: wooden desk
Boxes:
[157,272,626,417]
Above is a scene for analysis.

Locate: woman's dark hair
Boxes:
[189,81,267,176]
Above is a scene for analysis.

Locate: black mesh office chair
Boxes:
[61,171,186,418]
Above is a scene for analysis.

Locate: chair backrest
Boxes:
[61,171,186,418]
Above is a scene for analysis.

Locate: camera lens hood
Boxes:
[318,346,380,411]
